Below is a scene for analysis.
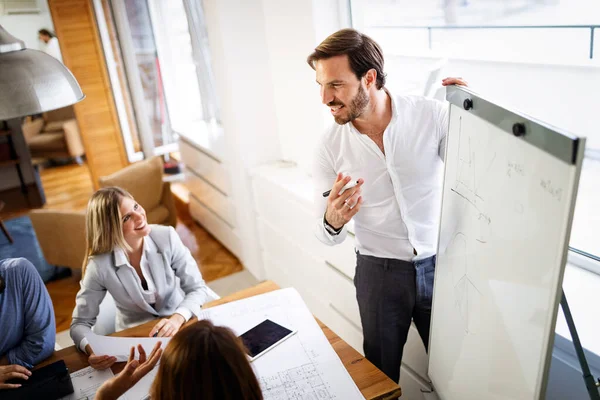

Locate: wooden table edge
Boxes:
[40,280,401,399]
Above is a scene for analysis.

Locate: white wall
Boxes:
[259,0,349,173]
[260,0,324,173]
[203,0,284,279]
[0,0,54,50]
[201,0,347,278]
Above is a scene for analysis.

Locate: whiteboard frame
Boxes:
[429,85,586,399]
[446,85,581,166]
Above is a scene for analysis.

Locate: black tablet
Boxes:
[238,319,297,361]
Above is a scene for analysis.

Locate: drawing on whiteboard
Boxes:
[447,232,483,334]
[261,364,333,400]
[540,179,563,202]
[452,117,496,207]
[507,161,525,178]
[451,116,494,244]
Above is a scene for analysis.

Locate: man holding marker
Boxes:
[309,29,466,382]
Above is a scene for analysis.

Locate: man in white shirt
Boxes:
[38,28,63,62]
[308,29,466,383]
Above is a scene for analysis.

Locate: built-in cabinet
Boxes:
[179,137,241,258]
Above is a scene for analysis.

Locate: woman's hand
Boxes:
[149,313,186,337]
[0,364,31,390]
[86,344,117,370]
[95,342,163,400]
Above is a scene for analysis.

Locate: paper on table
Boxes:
[199,288,365,399]
[86,332,170,362]
[59,366,123,400]
[58,363,157,400]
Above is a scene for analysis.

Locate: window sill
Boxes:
[173,119,226,163]
[385,50,600,70]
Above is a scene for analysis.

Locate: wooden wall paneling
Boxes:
[48,0,128,188]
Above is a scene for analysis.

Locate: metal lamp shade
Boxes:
[0,25,84,120]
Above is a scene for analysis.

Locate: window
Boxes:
[351,0,600,272]
[95,0,220,159]
[148,0,204,135]
[121,0,173,151]
[351,0,600,64]
[148,0,222,157]
[569,153,600,273]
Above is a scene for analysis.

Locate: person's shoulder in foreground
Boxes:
[0,257,56,369]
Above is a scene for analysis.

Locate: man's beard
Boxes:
[332,85,369,125]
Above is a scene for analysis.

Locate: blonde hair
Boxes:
[82,187,134,274]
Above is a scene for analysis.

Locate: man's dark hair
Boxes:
[38,29,55,38]
[307,28,386,89]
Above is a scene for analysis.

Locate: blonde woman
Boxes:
[70,187,218,370]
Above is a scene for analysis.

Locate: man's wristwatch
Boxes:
[323,214,343,236]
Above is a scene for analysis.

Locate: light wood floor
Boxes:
[0,162,243,332]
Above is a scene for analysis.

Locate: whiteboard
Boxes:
[428,86,585,400]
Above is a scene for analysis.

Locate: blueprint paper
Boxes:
[58,363,158,400]
[59,366,123,400]
[197,288,364,399]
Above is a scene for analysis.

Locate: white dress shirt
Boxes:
[42,37,63,62]
[313,91,449,261]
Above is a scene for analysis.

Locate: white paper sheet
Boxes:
[59,366,122,400]
[85,333,170,362]
[197,288,364,399]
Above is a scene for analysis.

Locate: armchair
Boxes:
[99,156,177,227]
[21,106,84,161]
[29,209,117,335]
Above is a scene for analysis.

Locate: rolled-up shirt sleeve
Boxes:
[313,141,348,246]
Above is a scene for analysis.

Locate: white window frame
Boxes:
[569,248,600,276]
[348,0,600,68]
[92,0,144,163]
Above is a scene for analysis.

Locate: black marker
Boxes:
[323,180,359,197]
[153,331,158,338]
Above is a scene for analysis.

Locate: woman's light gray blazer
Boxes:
[70,225,217,348]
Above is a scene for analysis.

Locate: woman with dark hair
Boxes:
[95,320,263,400]
[38,28,55,39]
[38,28,62,61]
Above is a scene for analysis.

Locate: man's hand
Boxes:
[325,174,364,230]
[149,313,185,338]
[95,342,163,400]
[441,77,468,87]
[86,344,118,370]
[0,364,31,390]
